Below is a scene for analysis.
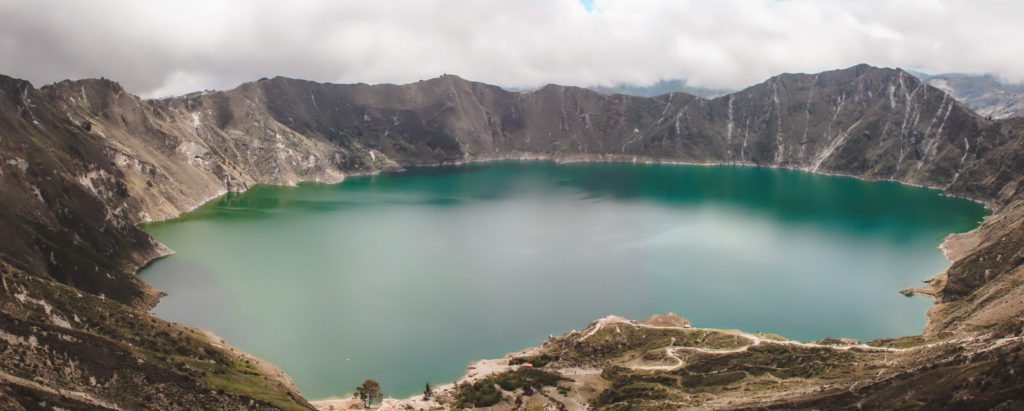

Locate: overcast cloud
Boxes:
[0,0,1021,98]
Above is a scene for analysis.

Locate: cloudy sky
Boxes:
[0,0,1021,98]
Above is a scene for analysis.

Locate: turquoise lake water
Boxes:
[140,161,987,399]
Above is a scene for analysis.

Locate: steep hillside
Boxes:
[1,64,1023,409]
[911,71,1024,120]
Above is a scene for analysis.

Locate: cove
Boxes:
[140,161,987,399]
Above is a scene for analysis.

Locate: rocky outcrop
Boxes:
[1,64,1024,408]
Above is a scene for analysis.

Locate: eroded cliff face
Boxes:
[1,65,1023,409]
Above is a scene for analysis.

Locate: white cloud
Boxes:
[0,0,1021,98]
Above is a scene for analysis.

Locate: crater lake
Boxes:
[140,161,988,399]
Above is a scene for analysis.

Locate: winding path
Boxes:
[575,315,980,372]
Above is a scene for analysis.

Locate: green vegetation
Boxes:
[193,357,307,410]
[453,379,502,408]
[680,370,746,389]
[423,382,432,400]
[868,335,928,349]
[592,366,687,408]
[453,367,566,408]
[679,344,858,381]
[589,342,873,407]
[355,379,383,407]
[595,381,671,407]
[492,367,566,391]
[509,354,558,367]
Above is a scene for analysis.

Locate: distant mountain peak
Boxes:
[909,71,1024,119]
[587,79,732,99]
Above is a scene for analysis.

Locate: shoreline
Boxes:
[133,153,993,405]
[403,152,995,210]
[309,346,543,409]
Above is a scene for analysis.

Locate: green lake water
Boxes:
[140,161,987,399]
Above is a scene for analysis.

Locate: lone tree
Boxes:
[423,382,433,400]
[355,379,383,408]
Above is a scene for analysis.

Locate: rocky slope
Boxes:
[911,71,1024,120]
[1,64,1023,409]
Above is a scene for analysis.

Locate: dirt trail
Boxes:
[578,315,981,372]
